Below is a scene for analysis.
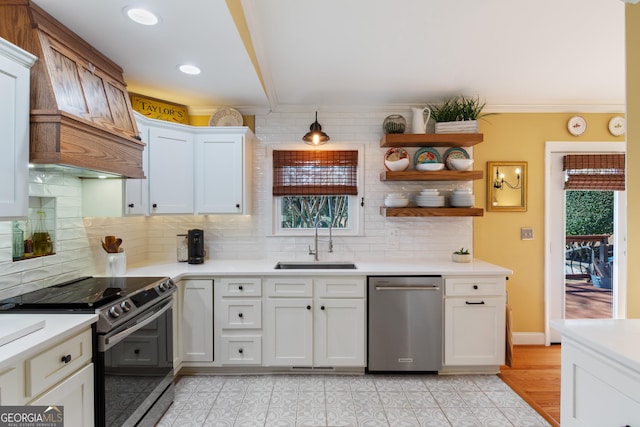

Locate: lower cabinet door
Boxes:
[264,298,313,366]
[314,299,365,367]
[0,363,25,405]
[31,363,94,427]
[182,279,214,362]
[444,296,505,366]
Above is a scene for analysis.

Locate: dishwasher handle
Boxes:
[375,285,440,291]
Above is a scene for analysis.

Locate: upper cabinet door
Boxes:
[195,129,253,214]
[148,126,194,214]
[0,39,36,219]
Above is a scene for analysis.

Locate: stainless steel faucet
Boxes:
[309,219,333,261]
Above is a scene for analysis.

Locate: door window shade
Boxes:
[273,150,358,196]
[563,154,625,191]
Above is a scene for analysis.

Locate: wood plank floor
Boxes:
[499,345,562,427]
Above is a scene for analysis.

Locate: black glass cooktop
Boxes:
[0,276,168,311]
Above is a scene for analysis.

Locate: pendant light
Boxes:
[302,112,330,145]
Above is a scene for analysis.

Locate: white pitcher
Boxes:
[411,107,431,134]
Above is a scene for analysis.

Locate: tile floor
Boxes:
[156,374,551,427]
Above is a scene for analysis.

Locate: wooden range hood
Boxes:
[0,1,144,178]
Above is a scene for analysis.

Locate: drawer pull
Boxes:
[238,313,244,318]
[238,348,244,354]
[473,285,478,289]
[238,285,243,291]
[465,301,485,305]
[321,306,325,310]
[306,305,311,310]
[134,349,140,355]
[60,354,72,364]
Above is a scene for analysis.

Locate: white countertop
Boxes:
[550,319,640,374]
[125,258,512,280]
[0,314,97,370]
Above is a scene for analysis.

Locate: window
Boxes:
[271,148,362,235]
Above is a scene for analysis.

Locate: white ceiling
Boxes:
[32,0,626,114]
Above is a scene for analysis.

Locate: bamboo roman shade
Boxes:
[273,150,358,196]
[563,154,625,191]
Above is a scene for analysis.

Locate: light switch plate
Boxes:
[521,227,534,240]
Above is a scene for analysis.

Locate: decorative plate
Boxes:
[384,147,410,171]
[567,116,587,136]
[608,116,625,136]
[209,108,243,126]
[414,147,441,165]
[443,147,470,170]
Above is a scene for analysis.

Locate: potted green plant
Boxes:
[452,247,472,263]
[429,96,490,134]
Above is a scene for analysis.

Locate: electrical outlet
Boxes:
[387,229,399,238]
[521,227,534,240]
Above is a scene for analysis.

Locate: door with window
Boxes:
[545,142,626,344]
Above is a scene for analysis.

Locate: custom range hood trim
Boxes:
[0,1,145,179]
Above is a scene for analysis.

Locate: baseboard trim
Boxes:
[512,332,546,345]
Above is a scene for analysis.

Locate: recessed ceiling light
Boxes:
[178,64,201,75]
[124,7,159,26]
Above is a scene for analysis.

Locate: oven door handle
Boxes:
[101,298,173,351]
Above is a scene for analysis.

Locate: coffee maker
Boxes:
[187,229,206,264]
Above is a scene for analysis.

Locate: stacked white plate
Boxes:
[450,189,475,207]
[415,189,445,207]
[384,193,409,207]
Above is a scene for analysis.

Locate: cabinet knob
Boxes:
[61,354,72,364]
[236,204,240,209]
[321,306,325,310]
[152,203,157,208]
[238,312,243,318]
[134,349,140,355]
[128,203,134,208]
[306,305,311,310]
[238,348,244,354]
[473,285,478,290]
[238,285,243,291]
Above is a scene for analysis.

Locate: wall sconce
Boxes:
[302,112,330,146]
[493,166,521,190]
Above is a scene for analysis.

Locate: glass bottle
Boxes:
[33,210,53,256]
[23,219,33,258]
[12,222,24,260]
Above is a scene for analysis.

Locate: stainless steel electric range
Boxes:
[0,276,176,427]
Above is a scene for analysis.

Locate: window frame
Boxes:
[266,143,365,237]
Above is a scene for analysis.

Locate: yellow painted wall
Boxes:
[473,113,623,332]
[626,5,640,318]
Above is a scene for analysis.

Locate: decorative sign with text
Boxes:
[129,93,189,124]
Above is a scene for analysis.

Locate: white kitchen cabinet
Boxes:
[182,279,213,363]
[125,120,150,215]
[0,38,36,219]
[443,276,506,368]
[263,277,366,367]
[172,279,184,371]
[0,362,25,404]
[560,337,640,426]
[31,363,94,427]
[195,129,253,214]
[214,277,262,365]
[148,125,194,214]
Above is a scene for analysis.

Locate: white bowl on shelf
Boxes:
[449,159,474,171]
[384,197,409,207]
[384,158,410,171]
[416,162,445,171]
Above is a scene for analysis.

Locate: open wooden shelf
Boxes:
[380,170,483,181]
[381,207,484,217]
[380,133,483,147]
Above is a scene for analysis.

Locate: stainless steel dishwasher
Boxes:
[367,276,443,372]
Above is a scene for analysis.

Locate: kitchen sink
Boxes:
[274,261,357,270]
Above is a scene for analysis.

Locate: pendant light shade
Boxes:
[302,112,330,145]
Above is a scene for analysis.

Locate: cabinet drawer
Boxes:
[315,277,365,298]
[265,278,313,297]
[220,300,262,329]
[220,336,261,365]
[109,336,159,367]
[26,329,92,398]
[0,363,25,405]
[217,277,262,297]
[444,277,505,296]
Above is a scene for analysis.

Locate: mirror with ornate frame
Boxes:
[487,161,527,212]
